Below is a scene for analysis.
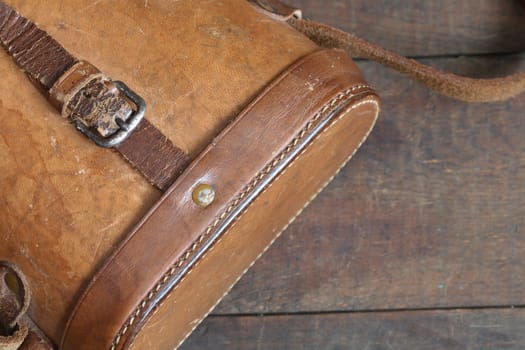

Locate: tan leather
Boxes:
[62,49,375,350]
[48,61,102,110]
[0,0,317,344]
[0,1,519,349]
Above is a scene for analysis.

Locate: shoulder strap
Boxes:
[252,0,525,102]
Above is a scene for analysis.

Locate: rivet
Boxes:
[192,183,215,207]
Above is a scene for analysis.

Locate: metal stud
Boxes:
[192,183,216,207]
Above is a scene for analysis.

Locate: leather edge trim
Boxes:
[171,97,380,350]
[116,90,379,349]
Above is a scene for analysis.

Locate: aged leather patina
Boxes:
[0,0,376,348]
[2,0,522,349]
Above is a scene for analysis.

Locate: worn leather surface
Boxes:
[52,60,190,189]
[0,0,317,344]
[115,119,190,190]
[0,0,188,190]
[0,2,76,92]
[0,326,53,350]
[61,49,373,350]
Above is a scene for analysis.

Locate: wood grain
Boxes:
[182,309,525,350]
[214,54,525,314]
[287,0,525,57]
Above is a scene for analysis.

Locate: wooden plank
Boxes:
[182,309,525,350]
[287,0,525,56]
[212,54,525,314]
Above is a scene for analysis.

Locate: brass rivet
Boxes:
[192,183,215,207]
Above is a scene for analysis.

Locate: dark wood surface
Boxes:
[182,1,525,349]
[287,0,525,57]
[185,309,525,349]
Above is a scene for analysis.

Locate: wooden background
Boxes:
[182,1,525,349]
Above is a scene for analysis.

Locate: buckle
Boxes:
[49,61,147,148]
[73,81,146,148]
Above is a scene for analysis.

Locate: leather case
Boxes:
[0,0,379,348]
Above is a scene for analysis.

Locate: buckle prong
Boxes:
[115,117,131,131]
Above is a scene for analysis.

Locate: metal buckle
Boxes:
[74,81,146,148]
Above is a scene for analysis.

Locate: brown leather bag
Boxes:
[0,1,523,349]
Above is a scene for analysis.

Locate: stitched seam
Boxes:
[172,98,380,349]
[110,84,371,350]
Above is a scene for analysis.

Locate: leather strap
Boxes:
[253,1,525,103]
[0,1,189,191]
